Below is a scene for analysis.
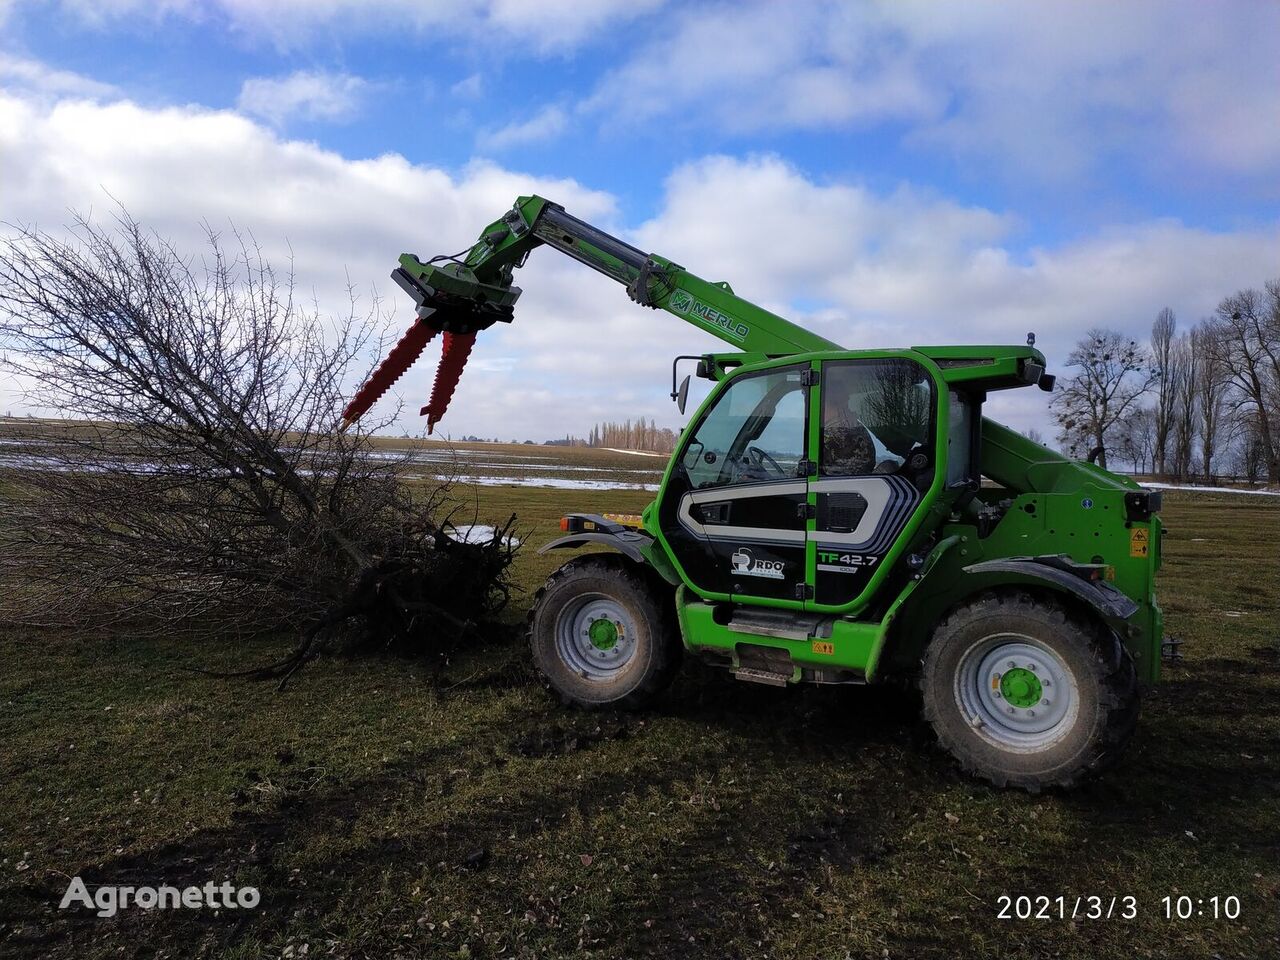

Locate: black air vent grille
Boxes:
[818,492,868,532]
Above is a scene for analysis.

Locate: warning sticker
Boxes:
[1129,527,1150,558]
[811,640,835,656]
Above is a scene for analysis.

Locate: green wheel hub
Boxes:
[999,667,1043,708]
[587,617,619,651]
[555,595,637,681]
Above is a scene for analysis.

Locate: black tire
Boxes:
[528,554,682,710]
[920,590,1139,792]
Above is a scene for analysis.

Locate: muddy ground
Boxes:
[1,478,1277,959]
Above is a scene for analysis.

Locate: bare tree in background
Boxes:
[1116,406,1157,475]
[1150,307,1177,477]
[1192,321,1231,482]
[0,213,516,684]
[1207,287,1280,482]
[1052,328,1157,469]
[1169,332,1197,480]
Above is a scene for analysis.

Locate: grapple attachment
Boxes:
[340,319,439,431]
[340,255,518,433]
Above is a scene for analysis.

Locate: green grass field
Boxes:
[1,444,1278,958]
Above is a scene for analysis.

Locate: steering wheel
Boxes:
[746,445,786,478]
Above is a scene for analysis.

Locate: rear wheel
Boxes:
[920,592,1139,791]
[529,555,681,709]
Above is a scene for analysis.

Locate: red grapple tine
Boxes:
[420,331,476,434]
[340,320,438,430]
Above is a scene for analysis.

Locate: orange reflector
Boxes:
[559,516,570,532]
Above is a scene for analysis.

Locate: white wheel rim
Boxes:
[554,593,638,681]
[954,633,1079,751]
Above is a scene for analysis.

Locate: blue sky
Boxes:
[2,0,1279,440]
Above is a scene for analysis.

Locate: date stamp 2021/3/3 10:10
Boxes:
[996,894,1243,921]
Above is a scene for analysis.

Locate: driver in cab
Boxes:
[822,391,903,477]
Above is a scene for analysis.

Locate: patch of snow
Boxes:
[602,448,669,458]
[451,475,660,492]
[366,449,658,475]
[447,524,521,547]
[1142,482,1280,497]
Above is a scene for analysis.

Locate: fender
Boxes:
[537,513,653,564]
[961,556,1139,621]
[879,550,1140,678]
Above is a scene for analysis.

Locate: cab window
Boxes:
[820,359,935,487]
[947,389,975,485]
[680,367,807,489]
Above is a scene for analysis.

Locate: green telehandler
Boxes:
[342,195,1163,791]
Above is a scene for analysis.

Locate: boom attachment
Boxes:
[340,195,838,432]
[338,258,517,432]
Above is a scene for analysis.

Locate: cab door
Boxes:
[809,358,938,609]
[658,364,812,604]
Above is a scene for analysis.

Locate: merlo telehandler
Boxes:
[342,196,1163,791]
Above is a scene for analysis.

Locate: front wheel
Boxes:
[528,555,681,710]
[920,592,1139,792]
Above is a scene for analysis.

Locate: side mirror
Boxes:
[676,374,691,415]
[671,355,702,410]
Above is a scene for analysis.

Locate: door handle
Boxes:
[698,501,731,524]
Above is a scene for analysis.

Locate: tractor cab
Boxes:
[651,346,1049,613]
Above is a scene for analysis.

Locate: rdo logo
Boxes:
[731,548,784,580]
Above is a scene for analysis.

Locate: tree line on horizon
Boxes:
[1052,277,1280,484]
[568,418,680,453]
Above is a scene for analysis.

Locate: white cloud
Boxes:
[0,52,120,99]
[51,0,201,26]
[13,2,1278,186]
[450,73,484,100]
[633,155,1280,434]
[581,2,942,134]
[583,0,1280,183]
[3,84,1278,442]
[470,0,665,52]
[890,1,1280,182]
[22,0,663,53]
[0,84,636,440]
[477,105,568,152]
[237,70,368,125]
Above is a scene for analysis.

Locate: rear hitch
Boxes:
[1161,635,1184,662]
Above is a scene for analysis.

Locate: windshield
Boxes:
[680,367,808,489]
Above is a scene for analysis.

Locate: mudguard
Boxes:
[537,514,654,564]
[962,556,1139,620]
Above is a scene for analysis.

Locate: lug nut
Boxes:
[1041,698,1050,706]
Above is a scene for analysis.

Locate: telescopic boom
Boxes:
[340,196,840,430]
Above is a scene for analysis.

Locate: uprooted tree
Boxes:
[0,212,516,684]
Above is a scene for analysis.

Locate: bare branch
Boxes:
[0,211,517,681]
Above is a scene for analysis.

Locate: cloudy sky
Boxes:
[2,0,1278,440]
